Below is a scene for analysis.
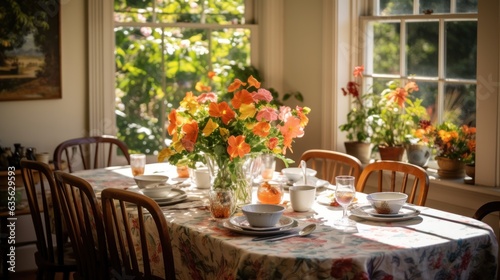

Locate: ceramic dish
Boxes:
[223,219,299,236]
[317,190,358,207]
[229,216,294,231]
[130,188,188,206]
[350,205,420,222]
[284,177,329,190]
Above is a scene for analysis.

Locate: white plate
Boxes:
[130,188,188,205]
[350,205,420,222]
[229,216,294,231]
[223,219,299,236]
[284,177,329,190]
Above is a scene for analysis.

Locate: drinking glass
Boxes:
[130,154,146,176]
[260,154,276,180]
[334,176,356,227]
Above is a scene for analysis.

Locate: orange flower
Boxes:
[353,65,364,77]
[228,78,246,93]
[267,137,279,150]
[208,71,216,79]
[247,75,261,89]
[181,121,198,152]
[253,122,271,137]
[231,89,254,109]
[227,135,250,160]
[167,109,179,136]
[386,87,409,108]
[208,102,236,125]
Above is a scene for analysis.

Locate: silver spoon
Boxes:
[300,160,307,185]
[253,224,317,242]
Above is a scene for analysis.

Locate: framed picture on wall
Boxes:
[0,1,61,101]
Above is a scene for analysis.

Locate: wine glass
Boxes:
[334,176,356,228]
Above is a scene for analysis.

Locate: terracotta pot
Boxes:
[436,157,465,179]
[344,141,372,164]
[378,145,405,161]
[464,164,475,185]
[405,144,431,167]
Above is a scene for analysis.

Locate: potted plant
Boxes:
[433,122,476,179]
[339,66,381,163]
[369,80,421,161]
[158,74,311,216]
[406,120,435,167]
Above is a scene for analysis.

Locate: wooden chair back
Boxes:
[356,161,429,206]
[53,135,130,172]
[300,149,363,185]
[101,188,175,280]
[20,159,77,279]
[54,170,109,280]
[473,201,500,280]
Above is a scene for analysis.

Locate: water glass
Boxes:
[130,153,146,176]
[334,176,356,228]
[260,154,276,180]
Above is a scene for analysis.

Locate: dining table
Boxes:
[72,163,498,280]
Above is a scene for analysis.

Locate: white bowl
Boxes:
[281,167,317,182]
[141,183,172,198]
[366,192,408,214]
[241,204,285,228]
[134,174,169,189]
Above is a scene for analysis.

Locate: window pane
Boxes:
[372,22,400,74]
[419,0,450,14]
[410,81,438,123]
[407,21,438,77]
[378,0,413,15]
[445,21,477,79]
[114,0,245,24]
[456,0,478,13]
[444,83,476,126]
[114,26,252,153]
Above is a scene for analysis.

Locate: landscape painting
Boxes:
[0,1,61,101]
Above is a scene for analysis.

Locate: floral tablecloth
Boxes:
[74,164,498,280]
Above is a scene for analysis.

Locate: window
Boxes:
[360,0,477,126]
[113,0,256,154]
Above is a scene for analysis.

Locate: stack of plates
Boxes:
[350,205,421,222]
[130,188,188,206]
[223,216,298,236]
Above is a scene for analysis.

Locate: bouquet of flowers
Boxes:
[434,122,476,161]
[158,75,310,198]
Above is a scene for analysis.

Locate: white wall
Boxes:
[0,0,87,157]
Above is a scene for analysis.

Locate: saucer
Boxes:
[223,219,298,236]
[130,188,188,205]
[229,216,294,231]
[350,205,420,222]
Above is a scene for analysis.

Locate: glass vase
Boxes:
[204,154,260,206]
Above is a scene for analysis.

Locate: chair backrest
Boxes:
[20,159,68,266]
[101,188,175,280]
[356,160,429,206]
[473,201,500,221]
[54,170,109,279]
[300,149,363,185]
[53,135,131,172]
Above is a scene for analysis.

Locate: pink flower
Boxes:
[253,88,273,102]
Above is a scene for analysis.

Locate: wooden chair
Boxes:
[20,160,77,280]
[356,161,429,206]
[53,135,131,172]
[300,149,363,185]
[101,188,175,280]
[473,201,500,221]
[54,171,109,280]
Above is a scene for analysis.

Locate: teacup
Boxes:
[289,185,316,212]
[193,167,211,189]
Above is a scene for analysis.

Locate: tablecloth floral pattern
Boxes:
[74,164,498,280]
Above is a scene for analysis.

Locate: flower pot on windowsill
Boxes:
[405,144,431,167]
[435,157,465,179]
[464,164,475,185]
[344,141,372,164]
[378,145,405,161]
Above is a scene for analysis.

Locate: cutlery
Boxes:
[252,223,316,241]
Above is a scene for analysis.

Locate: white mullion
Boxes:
[450,0,457,13]
[413,0,419,15]
[400,19,406,79]
[437,18,446,124]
